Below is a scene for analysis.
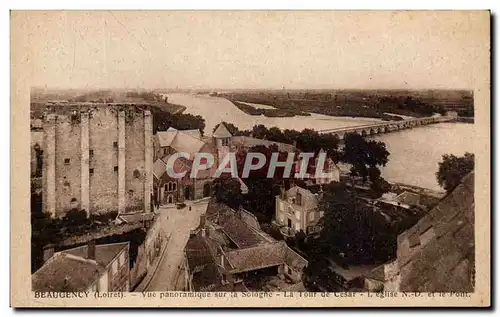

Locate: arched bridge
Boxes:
[319,115,454,139]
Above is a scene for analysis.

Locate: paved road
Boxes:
[145,202,208,291]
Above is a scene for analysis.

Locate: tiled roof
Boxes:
[153,158,167,179]
[170,133,206,157]
[157,128,206,157]
[206,200,269,248]
[397,172,475,292]
[156,130,177,147]
[213,123,232,138]
[32,253,104,292]
[181,129,202,140]
[62,242,129,268]
[153,157,191,180]
[225,242,287,273]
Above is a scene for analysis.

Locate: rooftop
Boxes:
[212,123,232,138]
[61,242,129,268]
[32,253,104,292]
[226,242,287,273]
[32,242,128,292]
[397,172,475,292]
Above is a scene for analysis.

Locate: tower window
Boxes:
[133,169,141,179]
[114,166,119,172]
[89,168,94,175]
[89,150,94,158]
[64,158,70,165]
[113,141,118,148]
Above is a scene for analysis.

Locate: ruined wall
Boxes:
[42,104,153,217]
[89,107,119,214]
[125,108,146,212]
[54,114,82,216]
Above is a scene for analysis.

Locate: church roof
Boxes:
[212,123,232,138]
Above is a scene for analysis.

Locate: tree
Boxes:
[152,108,206,135]
[316,182,395,265]
[436,152,474,192]
[341,133,389,187]
[213,176,243,210]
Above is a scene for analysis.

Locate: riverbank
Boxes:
[229,99,311,117]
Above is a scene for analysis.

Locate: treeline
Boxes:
[221,92,449,120]
[126,91,168,103]
[375,96,447,117]
[150,106,205,135]
[213,122,342,159]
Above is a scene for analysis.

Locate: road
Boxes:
[145,201,208,291]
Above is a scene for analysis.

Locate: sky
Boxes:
[12,10,489,90]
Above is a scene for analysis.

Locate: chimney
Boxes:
[199,214,206,229]
[87,240,96,260]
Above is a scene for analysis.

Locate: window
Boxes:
[113,141,118,148]
[89,150,94,158]
[114,166,118,172]
[222,138,229,146]
[133,169,141,179]
[296,193,302,206]
[164,184,168,192]
[168,182,173,191]
[89,168,94,175]
[64,158,70,165]
[172,182,177,191]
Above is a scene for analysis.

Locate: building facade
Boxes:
[275,186,324,236]
[41,103,153,218]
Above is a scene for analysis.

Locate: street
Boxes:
[145,201,208,291]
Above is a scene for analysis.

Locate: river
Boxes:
[164,93,474,192]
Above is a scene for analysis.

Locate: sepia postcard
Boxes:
[10,10,490,307]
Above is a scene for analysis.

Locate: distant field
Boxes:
[218,89,473,119]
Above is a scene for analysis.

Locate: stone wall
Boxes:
[42,104,153,217]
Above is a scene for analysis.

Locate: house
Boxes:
[180,200,308,292]
[32,241,130,292]
[274,185,324,237]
